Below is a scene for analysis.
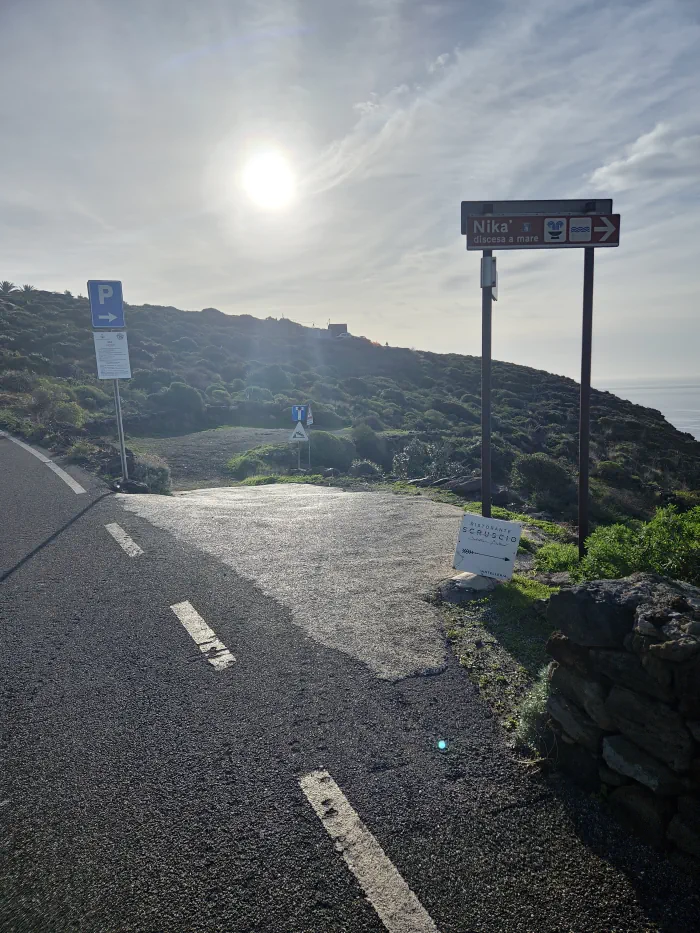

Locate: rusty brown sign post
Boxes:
[460,199,621,559]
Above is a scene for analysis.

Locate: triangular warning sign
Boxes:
[290,422,308,441]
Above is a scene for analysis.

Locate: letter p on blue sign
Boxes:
[88,280,125,328]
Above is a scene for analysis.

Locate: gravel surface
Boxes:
[130,426,295,487]
[2,438,700,932]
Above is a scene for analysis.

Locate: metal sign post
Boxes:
[461,200,620,556]
[112,379,129,481]
[89,280,130,485]
[480,251,495,518]
[578,248,595,558]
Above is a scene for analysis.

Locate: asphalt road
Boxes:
[2,435,699,933]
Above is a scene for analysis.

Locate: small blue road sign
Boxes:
[88,280,125,328]
[292,405,307,422]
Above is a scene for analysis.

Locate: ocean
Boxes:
[598,379,700,442]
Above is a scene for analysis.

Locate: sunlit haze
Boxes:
[1,0,699,379]
[241,152,296,210]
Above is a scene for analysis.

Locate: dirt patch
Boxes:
[128,427,292,489]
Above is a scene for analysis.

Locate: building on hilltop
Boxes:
[328,322,348,338]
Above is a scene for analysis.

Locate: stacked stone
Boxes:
[544,572,700,868]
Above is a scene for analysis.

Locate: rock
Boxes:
[609,784,674,848]
[678,794,700,828]
[590,649,675,702]
[668,849,700,878]
[552,737,601,792]
[323,468,340,478]
[675,656,700,718]
[546,632,591,675]
[605,686,694,772]
[634,617,666,639]
[602,735,689,795]
[682,621,700,637]
[548,662,614,729]
[649,636,700,663]
[546,694,604,753]
[599,763,629,787]
[667,814,700,858]
[640,653,674,690]
[547,581,639,647]
[491,487,512,507]
[536,571,573,586]
[436,573,499,604]
[686,721,700,743]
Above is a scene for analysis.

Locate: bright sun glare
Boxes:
[241,151,296,210]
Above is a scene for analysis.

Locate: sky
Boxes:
[1,0,699,381]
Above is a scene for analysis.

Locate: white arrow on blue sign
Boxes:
[87,280,125,328]
[292,405,307,422]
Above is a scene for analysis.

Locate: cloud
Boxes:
[427,52,449,73]
[591,122,700,192]
[2,0,700,378]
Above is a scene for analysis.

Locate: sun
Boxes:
[241,151,296,210]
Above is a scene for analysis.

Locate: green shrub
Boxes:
[51,401,85,426]
[132,453,172,494]
[392,438,431,478]
[534,542,580,575]
[72,385,110,411]
[582,506,700,585]
[349,459,382,478]
[226,453,266,479]
[66,440,99,462]
[156,382,205,417]
[594,460,629,485]
[514,453,573,496]
[308,431,355,471]
[514,665,550,750]
[0,369,36,392]
[352,423,390,468]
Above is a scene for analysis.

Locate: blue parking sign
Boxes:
[88,280,125,328]
[292,405,307,422]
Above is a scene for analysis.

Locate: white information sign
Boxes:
[289,422,308,442]
[93,331,131,380]
[453,514,522,581]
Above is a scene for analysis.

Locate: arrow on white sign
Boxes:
[594,217,615,241]
[460,549,511,562]
[98,312,118,323]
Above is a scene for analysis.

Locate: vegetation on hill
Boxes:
[0,284,698,518]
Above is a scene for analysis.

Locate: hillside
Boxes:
[0,285,698,519]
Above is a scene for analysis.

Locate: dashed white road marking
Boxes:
[0,431,86,494]
[299,769,441,933]
[170,601,235,671]
[104,523,143,557]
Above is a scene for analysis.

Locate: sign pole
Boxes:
[578,247,595,558]
[481,249,493,518]
[297,442,301,471]
[112,378,129,482]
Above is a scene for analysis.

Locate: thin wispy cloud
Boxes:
[0,0,698,377]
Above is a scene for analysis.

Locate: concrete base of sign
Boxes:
[433,572,501,605]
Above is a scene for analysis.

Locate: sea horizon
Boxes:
[598,377,700,442]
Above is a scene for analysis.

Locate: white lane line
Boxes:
[170,601,235,671]
[299,769,441,933]
[104,523,144,557]
[0,431,86,494]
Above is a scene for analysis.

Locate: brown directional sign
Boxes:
[465,214,620,250]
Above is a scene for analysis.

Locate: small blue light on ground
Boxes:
[438,740,447,750]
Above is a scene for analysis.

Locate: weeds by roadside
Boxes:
[442,575,558,740]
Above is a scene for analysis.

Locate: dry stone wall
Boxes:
[544,572,700,868]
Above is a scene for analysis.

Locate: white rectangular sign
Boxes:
[93,331,131,380]
[453,514,522,581]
